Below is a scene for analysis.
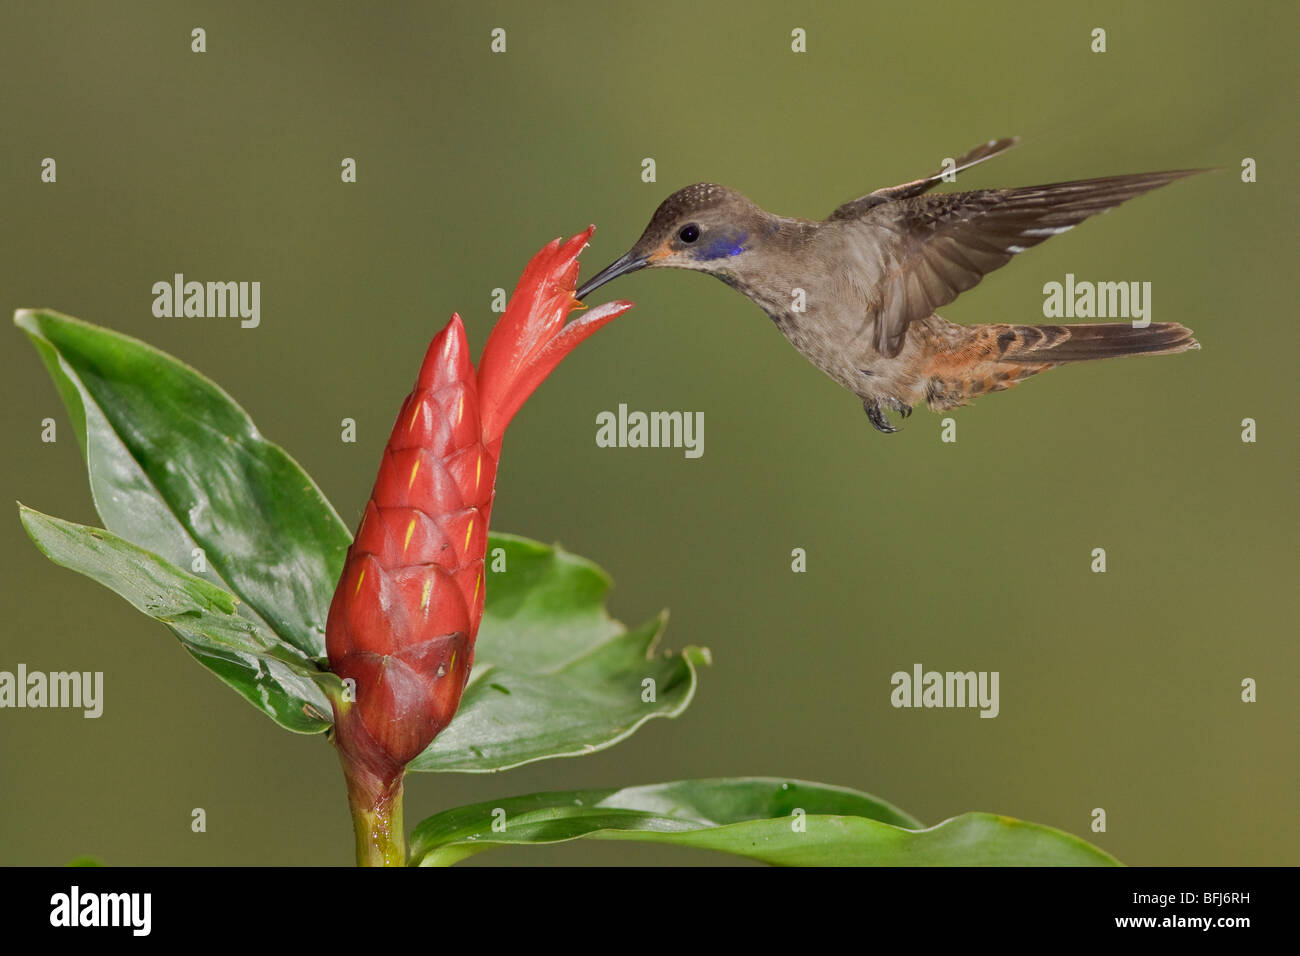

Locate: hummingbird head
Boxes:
[577,184,769,299]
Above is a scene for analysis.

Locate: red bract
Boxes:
[478,228,629,448]
[326,228,631,802]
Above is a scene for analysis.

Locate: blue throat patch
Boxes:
[697,231,748,261]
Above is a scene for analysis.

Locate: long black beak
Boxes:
[576,250,648,300]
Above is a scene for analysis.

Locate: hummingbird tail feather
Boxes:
[994,321,1200,363]
[919,322,1199,410]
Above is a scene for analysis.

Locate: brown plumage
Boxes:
[577,138,1205,433]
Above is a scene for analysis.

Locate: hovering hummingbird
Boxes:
[577,138,1203,433]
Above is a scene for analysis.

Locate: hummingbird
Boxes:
[576,138,1204,433]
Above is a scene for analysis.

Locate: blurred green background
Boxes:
[2,0,1295,866]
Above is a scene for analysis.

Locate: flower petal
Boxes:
[481,299,634,446]
[478,227,604,443]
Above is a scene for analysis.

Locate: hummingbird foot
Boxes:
[864,398,911,433]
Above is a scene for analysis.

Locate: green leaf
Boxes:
[409,778,1120,866]
[17,310,701,761]
[19,505,337,733]
[15,309,351,659]
[410,533,708,772]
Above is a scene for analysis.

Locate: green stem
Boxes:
[338,747,406,866]
[329,689,407,866]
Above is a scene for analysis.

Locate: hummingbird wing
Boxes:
[828,137,1020,220]
[852,169,1206,358]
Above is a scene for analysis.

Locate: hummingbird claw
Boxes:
[864,400,900,434]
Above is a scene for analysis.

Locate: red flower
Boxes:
[326,228,631,804]
[477,229,628,448]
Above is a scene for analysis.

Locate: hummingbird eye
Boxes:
[678,223,700,244]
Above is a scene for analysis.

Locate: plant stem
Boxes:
[329,691,408,866]
[338,747,406,866]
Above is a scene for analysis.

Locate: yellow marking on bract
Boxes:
[464,517,474,551]
[456,392,464,425]
[408,398,422,431]
[354,567,365,595]
[450,650,457,670]
[420,576,433,610]
[475,451,482,490]
[404,518,416,553]
[473,571,482,607]
[408,458,420,490]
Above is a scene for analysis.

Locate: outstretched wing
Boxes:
[855,169,1206,358]
[829,137,1020,221]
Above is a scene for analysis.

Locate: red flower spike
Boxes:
[327,315,487,786]
[325,232,632,859]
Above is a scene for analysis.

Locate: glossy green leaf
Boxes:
[410,533,708,772]
[18,310,701,763]
[19,505,337,733]
[16,309,350,659]
[409,777,1120,866]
